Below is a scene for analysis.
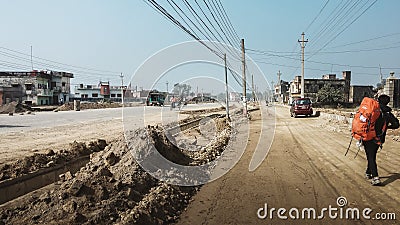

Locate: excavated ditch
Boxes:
[0,116,232,225]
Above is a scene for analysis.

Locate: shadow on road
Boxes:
[380,173,400,186]
[0,125,29,128]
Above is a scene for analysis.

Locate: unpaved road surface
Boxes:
[178,105,399,225]
[0,103,222,165]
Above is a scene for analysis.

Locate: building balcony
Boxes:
[36,89,53,96]
[53,86,62,92]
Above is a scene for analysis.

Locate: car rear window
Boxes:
[296,99,311,105]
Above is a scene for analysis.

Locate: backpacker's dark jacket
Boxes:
[375,104,400,144]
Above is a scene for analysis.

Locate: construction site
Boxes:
[0,101,399,224]
[1,1,400,225]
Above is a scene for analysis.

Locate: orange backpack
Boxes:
[351,97,381,142]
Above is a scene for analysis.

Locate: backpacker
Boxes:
[351,97,382,142]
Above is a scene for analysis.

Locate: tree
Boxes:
[316,83,344,104]
[172,83,191,97]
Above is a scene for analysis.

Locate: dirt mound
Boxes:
[0,118,231,224]
[0,101,31,114]
[0,139,107,181]
[55,102,122,111]
[180,106,225,115]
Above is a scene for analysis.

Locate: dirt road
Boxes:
[178,105,399,225]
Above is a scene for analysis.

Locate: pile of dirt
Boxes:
[0,101,31,114]
[316,109,400,142]
[316,107,354,117]
[0,118,232,224]
[180,106,225,115]
[55,102,122,111]
[0,139,107,181]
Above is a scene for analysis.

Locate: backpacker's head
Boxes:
[378,94,390,106]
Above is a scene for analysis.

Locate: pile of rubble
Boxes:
[0,140,107,181]
[55,102,122,111]
[180,106,226,115]
[0,117,231,224]
[0,101,31,114]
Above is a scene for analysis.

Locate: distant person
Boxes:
[364,94,399,185]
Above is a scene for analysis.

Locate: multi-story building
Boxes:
[0,70,73,106]
[274,80,290,103]
[289,71,351,103]
[73,81,125,102]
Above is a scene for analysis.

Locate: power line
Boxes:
[202,0,238,52]
[167,0,228,57]
[325,32,400,49]
[180,0,241,59]
[0,46,120,74]
[216,0,241,41]
[307,0,378,60]
[209,0,240,48]
[145,0,223,59]
[305,0,330,33]
[309,0,357,49]
[0,49,121,77]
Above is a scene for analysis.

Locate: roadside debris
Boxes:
[0,117,231,225]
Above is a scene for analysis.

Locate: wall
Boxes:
[384,76,400,108]
[349,86,374,104]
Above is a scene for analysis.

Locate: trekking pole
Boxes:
[354,138,363,159]
[345,136,353,156]
[354,146,361,159]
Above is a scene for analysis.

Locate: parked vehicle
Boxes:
[290,98,313,117]
[146,91,165,106]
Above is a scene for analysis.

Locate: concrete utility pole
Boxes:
[241,39,247,115]
[120,73,124,105]
[251,73,255,101]
[224,54,230,119]
[271,81,274,103]
[298,32,308,98]
[277,70,281,102]
[166,81,169,93]
[30,46,33,70]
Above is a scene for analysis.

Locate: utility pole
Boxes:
[298,32,308,98]
[30,46,33,70]
[277,70,281,102]
[120,73,124,105]
[224,54,230,119]
[166,81,169,93]
[241,38,247,116]
[271,81,275,103]
[251,73,255,102]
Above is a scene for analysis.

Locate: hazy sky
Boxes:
[1,0,399,93]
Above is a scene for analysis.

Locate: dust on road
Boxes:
[177,105,399,225]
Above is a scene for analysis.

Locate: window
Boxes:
[62,82,66,87]
[111,94,116,97]
[117,94,122,98]
[25,84,33,90]
[296,99,311,105]
[92,93,98,98]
